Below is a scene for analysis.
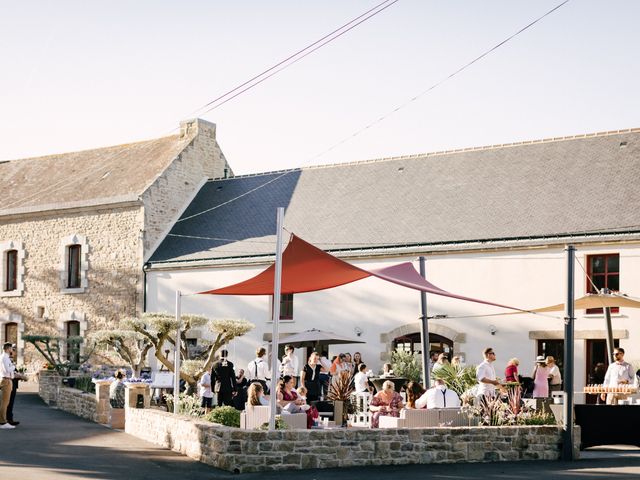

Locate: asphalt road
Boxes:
[1,391,639,479]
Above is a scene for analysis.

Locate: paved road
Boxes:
[2,391,639,479]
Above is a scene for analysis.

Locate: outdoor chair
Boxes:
[350,392,371,427]
[240,404,307,430]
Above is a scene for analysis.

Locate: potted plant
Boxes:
[327,371,355,426]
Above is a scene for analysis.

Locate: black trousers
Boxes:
[6,379,18,422]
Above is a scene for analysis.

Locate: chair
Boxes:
[240,405,307,430]
[350,392,371,427]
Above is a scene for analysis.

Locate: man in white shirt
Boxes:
[0,343,16,429]
[280,345,299,387]
[476,347,500,400]
[354,363,372,394]
[415,379,460,409]
[247,347,271,393]
[601,347,636,405]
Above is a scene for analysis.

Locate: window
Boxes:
[271,294,294,320]
[4,322,17,346]
[67,245,81,289]
[66,320,81,363]
[586,254,619,314]
[4,250,17,291]
[279,293,294,320]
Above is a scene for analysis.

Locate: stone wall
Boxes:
[57,386,98,422]
[0,206,143,366]
[125,408,574,473]
[142,118,233,257]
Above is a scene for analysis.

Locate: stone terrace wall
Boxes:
[125,408,571,473]
[57,387,97,422]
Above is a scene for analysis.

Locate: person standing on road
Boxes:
[6,345,25,426]
[0,342,16,429]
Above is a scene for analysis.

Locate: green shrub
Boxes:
[431,364,478,397]
[206,406,241,427]
[390,350,422,383]
[164,393,204,417]
[74,376,95,394]
[259,416,289,430]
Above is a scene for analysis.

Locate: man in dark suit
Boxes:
[211,350,237,407]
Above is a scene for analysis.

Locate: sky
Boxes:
[1,0,639,175]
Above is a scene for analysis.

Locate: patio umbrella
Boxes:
[521,292,640,313]
[273,328,365,349]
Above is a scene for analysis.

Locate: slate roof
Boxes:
[149,129,640,265]
[0,134,193,216]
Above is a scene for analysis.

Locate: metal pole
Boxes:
[419,257,430,388]
[174,290,182,415]
[562,245,575,461]
[269,207,285,431]
[602,289,615,364]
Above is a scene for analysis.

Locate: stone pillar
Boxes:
[38,370,61,406]
[94,380,113,424]
[125,384,151,409]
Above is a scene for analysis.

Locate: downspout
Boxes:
[142,262,150,312]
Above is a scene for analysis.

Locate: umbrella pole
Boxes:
[602,289,615,364]
[269,208,285,431]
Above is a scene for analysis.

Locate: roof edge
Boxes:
[0,195,141,219]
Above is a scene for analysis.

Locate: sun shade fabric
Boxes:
[198,234,518,310]
[521,294,640,313]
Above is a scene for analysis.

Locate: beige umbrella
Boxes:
[525,293,640,313]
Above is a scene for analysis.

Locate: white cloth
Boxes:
[603,361,635,387]
[0,352,15,379]
[548,364,562,386]
[280,354,299,377]
[476,360,497,396]
[416,386,461,409]
[247,357,270,381]
[199,372,213,398]
[354,372,370,393]
[319,356,332,371]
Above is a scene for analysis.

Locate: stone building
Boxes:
[0,119,231,365]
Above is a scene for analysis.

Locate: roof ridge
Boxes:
[2,133,183,163]
[211,127,640,181]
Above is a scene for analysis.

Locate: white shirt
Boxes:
[280,354,299,377]
[319,356,332,371]
[354,372,370,393]
[247,357,271,381]
[416,386,461,409]
[548,364,562,386]
[199,372,213,398]
[476,360,496,396]
[0,352,15,379]
[603,361,635,386]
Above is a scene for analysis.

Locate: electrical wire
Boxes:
[190,0,399,118]
[175,0,571,223]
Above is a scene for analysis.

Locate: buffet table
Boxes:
[574,404,640,449]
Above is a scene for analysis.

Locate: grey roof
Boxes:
[149,129,640,265]
[0,134,193,216]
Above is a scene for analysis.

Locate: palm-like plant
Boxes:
[431,364,477,396]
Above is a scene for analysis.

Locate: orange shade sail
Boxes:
[198,235,519,311]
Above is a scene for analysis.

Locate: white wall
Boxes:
[146,242,640,394]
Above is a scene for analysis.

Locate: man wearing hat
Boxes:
[532,355,551,398]
[280,345,299,387]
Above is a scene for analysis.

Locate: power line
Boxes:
[176,0,570,223]
[190,0,399,118]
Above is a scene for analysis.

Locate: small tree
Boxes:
[96,312,254,391]
[90,318,153,377]
[431,363,478,396]
[22,334,94,376]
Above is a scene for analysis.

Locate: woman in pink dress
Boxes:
[369,380,404,428]
[532,355,550,398]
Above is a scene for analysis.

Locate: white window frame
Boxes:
[0,312,24,364]
[0,240,25,297]
[57,311,88,360]
[59,234,89,294]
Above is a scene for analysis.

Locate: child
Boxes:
[296,386,309,409]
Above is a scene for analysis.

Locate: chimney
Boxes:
[179,118,217,139]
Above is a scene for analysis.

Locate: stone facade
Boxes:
[142,119,232,257]
[0,118,231,367]
[125,408,575,473]
[38,371,98,422]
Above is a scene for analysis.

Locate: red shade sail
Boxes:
[198,234,519,311]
